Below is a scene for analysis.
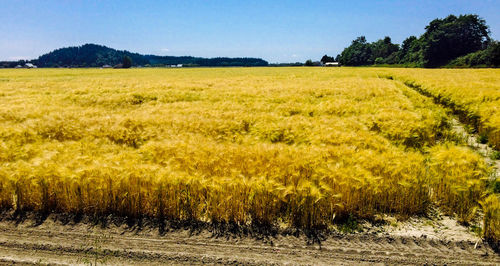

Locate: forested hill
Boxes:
[13,44,269,68]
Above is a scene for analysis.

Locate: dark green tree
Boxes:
[491,41,500,66]
[339,36,373,66]
[448,41,500,67]
[320,55,335,64]
[420,14,490,67]
[370,36,400,63]
[304,59,314,66]
[374,57,384,65]
[122,56,132,68]
[401,36,417,56]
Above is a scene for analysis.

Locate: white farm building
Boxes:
[325,62,340,67]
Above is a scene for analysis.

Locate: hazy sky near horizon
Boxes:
[1,0,500,63]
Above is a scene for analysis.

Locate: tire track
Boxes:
[0,221,498,265]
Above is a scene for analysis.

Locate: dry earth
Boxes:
[0,215,498,265]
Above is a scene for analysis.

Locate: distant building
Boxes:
[25,63,37,68]
[102,65,112,68]
[325,62,340,67]
[177,64,183,68]
[15,65,23,68]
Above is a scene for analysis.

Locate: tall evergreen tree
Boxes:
[122,56,132,68]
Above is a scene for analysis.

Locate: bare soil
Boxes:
[451,117,500,177]
[0,214,498,265]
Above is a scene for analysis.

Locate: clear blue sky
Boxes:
[1,0,499,63]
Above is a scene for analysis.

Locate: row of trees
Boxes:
[1,44,269,68]
[329,14,498,67]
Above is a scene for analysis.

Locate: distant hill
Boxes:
[1,44,268,68]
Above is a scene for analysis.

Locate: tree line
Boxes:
[322,14,499,67]
[0,44,269,68]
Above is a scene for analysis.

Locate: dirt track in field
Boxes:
[0,217,498,265]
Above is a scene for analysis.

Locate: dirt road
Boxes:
[0,217,498,265]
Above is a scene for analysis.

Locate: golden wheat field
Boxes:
[0,67,498,240]
[381,69,500,149]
